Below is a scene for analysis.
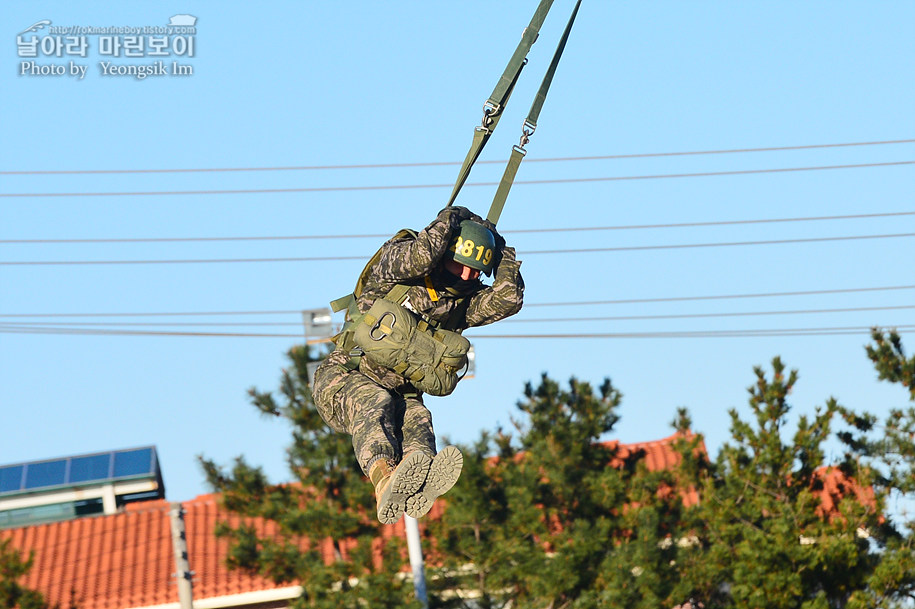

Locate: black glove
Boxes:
[480,218,507,253]
[437,205,473,229]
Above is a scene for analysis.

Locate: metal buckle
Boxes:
[369,311,396,341]
[481,100,501,129]
[519,119,536,147]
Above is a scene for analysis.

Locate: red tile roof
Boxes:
[813,466,878,521]
[3,495,280,608]
[610,431,707,507]
[5,432,866,608]
[0,490,437,609]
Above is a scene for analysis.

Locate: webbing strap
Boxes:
[526,0,581,130]
[445,0,556,209]
[487,146,526,225]
[486,0,582,226]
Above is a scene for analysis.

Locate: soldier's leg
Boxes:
[336,374,401,474]
[312,357,401,472]
[397,394,437,458]
[400,394,463,519]
[314,362,432,523]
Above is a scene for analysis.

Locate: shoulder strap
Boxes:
[445,0,556,209]
[330,228,418,316]
[487,0,582,225]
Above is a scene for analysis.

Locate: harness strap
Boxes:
[488,0,582,225]
[423,276,440,302]
[446,0,556,209]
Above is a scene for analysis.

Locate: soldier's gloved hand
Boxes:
[484,220,507,253]
[437,205,473,229]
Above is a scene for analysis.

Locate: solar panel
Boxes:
[69,454,111,484]
[0,466,24,493]
[113,447,155,478]
[0,447,160,496]
[24,460,66,489]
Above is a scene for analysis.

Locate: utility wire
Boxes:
[472,325,915,339]
[525,284,915,308]
[2,139,912,175]
[1,304,912,327]
[2,324,912,340]
[1,161,911,198]
[3,231,914,265]
[3,210,913,245]
[503,304,915,323]
[0,310,303,318]
[2,285,914,318]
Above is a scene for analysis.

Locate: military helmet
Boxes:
[450,220,497,276]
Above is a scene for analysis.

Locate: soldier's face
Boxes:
[444,258,481,281]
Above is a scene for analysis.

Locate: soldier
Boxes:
[313,205,524,524]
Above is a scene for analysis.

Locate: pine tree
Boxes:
[866,329,915,401]
[0,539,50,609]
[679,357,885,609]
[428,374,694,609]
[199,345,420,608]
[837,330,915,608]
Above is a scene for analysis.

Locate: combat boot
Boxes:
[369,452,433,525]
[405,445,463,519]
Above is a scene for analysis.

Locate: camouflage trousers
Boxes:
[312,356,437,475]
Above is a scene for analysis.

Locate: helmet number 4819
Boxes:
[451,236,493,266]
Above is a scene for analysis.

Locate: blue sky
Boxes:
[2,1,913,503]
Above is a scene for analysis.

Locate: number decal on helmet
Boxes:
[450,225,495,275]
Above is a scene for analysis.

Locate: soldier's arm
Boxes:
[463,246,524,327]
[373,207,472,282]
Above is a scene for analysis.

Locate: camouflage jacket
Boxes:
[329,206,524,391]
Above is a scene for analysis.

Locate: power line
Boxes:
[1,324,912,340]
[0,310,303,318]
[2,285,913,318]
[3,139,911,176]
[3,232,913,265]
[1,161,911,198]
[0,325,303,339]
[525,284,915,308]
[1,304,912,327]
[523,232,915,256]
[503,304,915,323]
[3,210,913,245]
[472,325,915,339]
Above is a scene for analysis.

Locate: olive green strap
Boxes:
[446,0,556,209]
[487,0,582,226]
[487,145,526,225]
[526,0,581,131]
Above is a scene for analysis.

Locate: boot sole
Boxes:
[377,451,432,524]
[405,446,463,519]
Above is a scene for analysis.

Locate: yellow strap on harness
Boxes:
[424,276,439,302]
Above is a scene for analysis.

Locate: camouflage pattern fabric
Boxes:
[312,206,524,474]
[312,360,436,473]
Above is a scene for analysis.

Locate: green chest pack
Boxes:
[330,229,471,396]
[354,295,470,396]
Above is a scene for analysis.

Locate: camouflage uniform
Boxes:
[313,206,524,475]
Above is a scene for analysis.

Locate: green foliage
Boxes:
[0,539,50,609]
[866,329,915,401]
[428,375,695,609]
[681,358,886,609]
[200,345,419,609]
[210,332,915,608]
[837,330,915,608]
